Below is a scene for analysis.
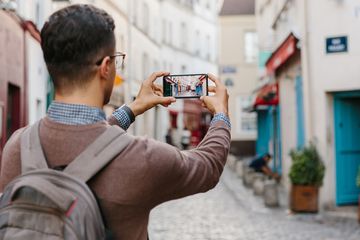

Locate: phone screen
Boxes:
[163,74,208,98]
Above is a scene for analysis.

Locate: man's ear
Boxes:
[99,56,111,80]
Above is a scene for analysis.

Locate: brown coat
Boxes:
[0,117,231,239]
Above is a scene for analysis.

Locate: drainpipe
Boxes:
[127,0,135,135]
[300,0,314,142]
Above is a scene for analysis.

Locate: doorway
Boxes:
[6,84,20,141]
[334,91,360,205]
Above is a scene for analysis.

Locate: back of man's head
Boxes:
[41,4,115,91]
[264,153,272,161]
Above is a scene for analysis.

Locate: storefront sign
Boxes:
[326,36,348,54]
[221,66,237,74]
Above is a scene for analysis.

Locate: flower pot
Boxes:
[290,185,319,213]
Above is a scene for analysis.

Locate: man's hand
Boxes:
[128,72,176,117]
[200,74,229,116]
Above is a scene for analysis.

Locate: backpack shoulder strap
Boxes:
[64,125,132,182]
[20,120,48,173]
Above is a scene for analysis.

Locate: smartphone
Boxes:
[163,74,209,99]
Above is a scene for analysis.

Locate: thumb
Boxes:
[200,95,210,103]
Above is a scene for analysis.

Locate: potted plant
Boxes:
[356,166,360,223]
[289,143,325,212]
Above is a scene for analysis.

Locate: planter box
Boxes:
[290,185,319,213]
[235,161,244,178]
[264,180,279,207]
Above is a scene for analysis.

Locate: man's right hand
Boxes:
[128,71,176,117]
[200,74,229,116]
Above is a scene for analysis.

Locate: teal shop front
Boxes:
[334,91,360,205]
[253,84,282,174]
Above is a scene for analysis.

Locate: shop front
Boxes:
[251,83,281,173]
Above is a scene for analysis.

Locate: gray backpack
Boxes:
[0,121,132,239]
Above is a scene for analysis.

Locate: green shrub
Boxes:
[289,143,325,186]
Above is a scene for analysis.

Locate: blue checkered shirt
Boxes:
[47,101,231,130]
[47,102,133,130]
[211,113,231,129]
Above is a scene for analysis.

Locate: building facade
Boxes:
[255,0,360,209]
[0,0,50,157]
[0,9,26,153]
[219,0,257,157]
[15,0,52,124]
[3,0,222,144]
[159,0,221,146]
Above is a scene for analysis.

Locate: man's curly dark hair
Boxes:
[41,4,115,90]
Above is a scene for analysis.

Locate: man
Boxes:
[249,153,280,180]
[0,4,230,240]
[180,126,191,150]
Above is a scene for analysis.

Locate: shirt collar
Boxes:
[47,101,106,125]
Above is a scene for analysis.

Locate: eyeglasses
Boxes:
[96,52,126,70]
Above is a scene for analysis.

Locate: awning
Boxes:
[266,33,298,74]
[243,83,279,112]
[254,83,279,107]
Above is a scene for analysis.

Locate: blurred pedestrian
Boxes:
[249,153,280,180]
[181,126,191,149]
[165,127,174,145]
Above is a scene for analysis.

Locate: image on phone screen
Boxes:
[163,74,208,98]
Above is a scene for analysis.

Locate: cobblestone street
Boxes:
[149,168,360,240]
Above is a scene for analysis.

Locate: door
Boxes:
[6,84,21,141]
[0,102,4,157]
[256,109,271,156]
[271,106,282,174]
[334,92,360,205]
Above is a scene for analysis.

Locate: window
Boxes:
[153,60,159,72]
[195,30,200,56]
[119,35,125,52]
[206,0,210,9]
[237,96,257,134]
[133,0,138,26]
[142,53,149,80]
[168,22,173,45]
[181,22,187,49]
[162,19,167,43]
[244,31,259,64]
[143,2,150,34]
[36,99,43,121]
[181,65,187,74]
[169,63,173,72]
[206,35,211,60]
[35,2,41,27]
[224,78,234,87]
